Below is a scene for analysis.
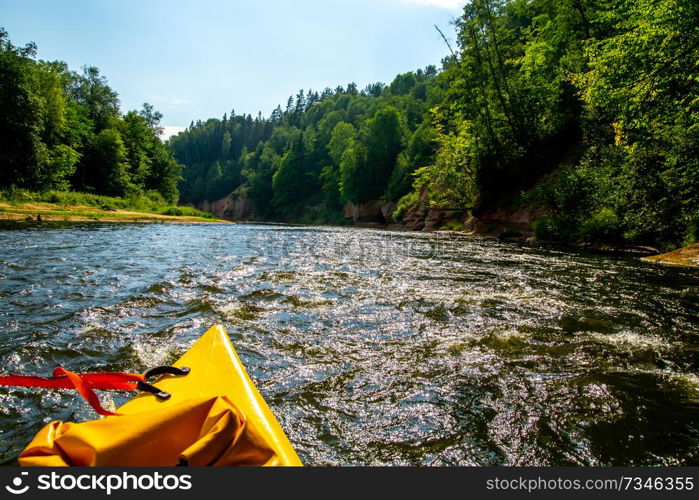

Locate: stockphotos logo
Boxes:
[4,471,192,496]
[5,472,29,495]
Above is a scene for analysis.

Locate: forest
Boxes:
[2,0,697,250]
[0,28,182,205]
[168,0,698,249]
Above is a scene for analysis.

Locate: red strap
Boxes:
[0,368,147,417]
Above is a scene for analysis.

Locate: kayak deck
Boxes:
[118,324,301,466]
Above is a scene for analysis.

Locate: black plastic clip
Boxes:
[136,381,171,400]
[138,365,191,400]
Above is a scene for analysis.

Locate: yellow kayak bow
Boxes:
[19,325,302,466]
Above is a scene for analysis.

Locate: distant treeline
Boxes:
[3,0,696,249]
[169,69,440,220]
[170,0,698,249]
[0,29,182,204]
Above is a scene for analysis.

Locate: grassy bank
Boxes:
[0,189,225,223]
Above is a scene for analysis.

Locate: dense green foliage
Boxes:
[520,0,698,248]
[423,0,697,249]
[0,30,182,203]
[169,0,697,249]
[3,1,686,247]
[168,69,441,219]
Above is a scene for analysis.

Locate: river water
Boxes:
[0,222,697,465]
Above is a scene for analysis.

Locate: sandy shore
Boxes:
[642,244,699,268]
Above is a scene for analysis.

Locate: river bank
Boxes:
[193,194,699,268]
[0,201,227,224]
[642,244,699,268]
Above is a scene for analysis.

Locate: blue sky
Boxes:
[1,0,463,137]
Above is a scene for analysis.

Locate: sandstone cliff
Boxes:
[198,196,255,221]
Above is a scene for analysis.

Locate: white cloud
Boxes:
[392,0,464,10]
[159,125,186,141]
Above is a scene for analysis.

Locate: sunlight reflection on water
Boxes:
[0,222,697,465]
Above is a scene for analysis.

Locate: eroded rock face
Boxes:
[199,196,254,220]
[225,196,255,220]
[402,204,425,231]
[197,192,542,237]
[343,201,400,225]
[423,209,460,231]
[343,201,384,223]
[380,202,397,224]
[402,205,463,232]
[474,205,549,237]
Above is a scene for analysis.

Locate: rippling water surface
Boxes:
[0,222,698,465]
